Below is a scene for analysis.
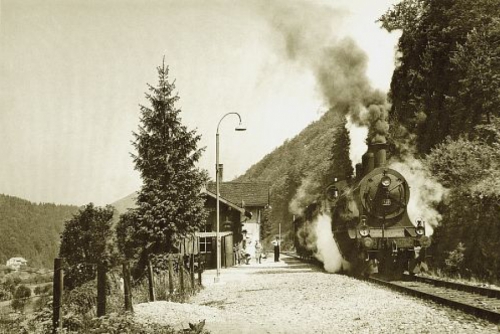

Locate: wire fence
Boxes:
[0,256,206,334]
[0,292,52,313]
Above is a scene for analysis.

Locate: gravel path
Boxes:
[135,255,500,333]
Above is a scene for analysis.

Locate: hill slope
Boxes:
[111,192,137,216]
[0,194,78,268]
[236,110,346,239]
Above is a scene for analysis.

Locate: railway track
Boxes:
[288,252,500,324]
[368,274,500,324]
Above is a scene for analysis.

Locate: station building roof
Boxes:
[207,182,270,207]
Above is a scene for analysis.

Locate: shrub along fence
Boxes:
[51,254,204,333]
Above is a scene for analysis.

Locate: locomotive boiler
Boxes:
[327,141,431,278]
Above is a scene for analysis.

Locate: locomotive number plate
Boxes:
[370,229,405,238]
[382,199,392,206]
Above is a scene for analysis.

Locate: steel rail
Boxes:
[368,275,500,324]
[411,275,500,299]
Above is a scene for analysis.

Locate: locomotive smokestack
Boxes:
[355,163,363,179]
[362,139,387,174]
[362,151,374,175]
[371,141,388,168]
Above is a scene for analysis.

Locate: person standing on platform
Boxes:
[245,239,255,265]
[255,241,262,264]
[272,236,280,262]
[234,242,241,265]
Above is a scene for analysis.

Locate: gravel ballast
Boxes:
[135,255,500,333]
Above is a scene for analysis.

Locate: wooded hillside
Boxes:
[0,195,78,268]
[236,110,351,242]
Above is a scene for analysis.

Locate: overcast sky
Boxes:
[0,0,399,206]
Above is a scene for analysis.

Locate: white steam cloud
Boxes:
[346,116,368,172]
[389,157,448,235]
[314,214,349,272]
[289,177,316,216]
[295,213,349,273]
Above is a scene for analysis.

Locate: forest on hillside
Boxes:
[237,110,351,241]
[0,195,78,268]
[238,0,500,281]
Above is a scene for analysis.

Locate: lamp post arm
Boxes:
[217,112,242,134]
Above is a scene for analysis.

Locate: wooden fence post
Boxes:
[168,255,174,295]
[97,264,107,317]
[179,255,185,293]
[123,261,133,312]
[52,258,63,334]
[147,259,155,302]
[190,253,195,289]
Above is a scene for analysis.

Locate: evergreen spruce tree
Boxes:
[324,116,353,184]
[129,60,208,263]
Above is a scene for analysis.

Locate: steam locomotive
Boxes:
[294,141,431,278]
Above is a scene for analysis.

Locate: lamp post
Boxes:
[215,112,246,282]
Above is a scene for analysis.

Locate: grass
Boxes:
[419,267,500,291]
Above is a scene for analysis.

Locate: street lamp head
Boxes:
[235,122,246,131]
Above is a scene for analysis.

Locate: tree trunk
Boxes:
[52,258,63,334]
[97,264,107,317]
[123,261,133,312]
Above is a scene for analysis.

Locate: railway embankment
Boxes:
[135,255,499,333]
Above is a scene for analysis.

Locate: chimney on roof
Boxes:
[218,164,223,183]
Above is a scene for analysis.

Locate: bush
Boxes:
[1,310,209,334]
[64,280,97,316]
[0,285,11,301]
[3,276,19,295]
[85,313,207,334]
[132,266,200,305]
[11,284,32,313]
[444,242,466,276]
[32,293,51,312]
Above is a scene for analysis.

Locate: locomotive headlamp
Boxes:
[359,226,370,237]
[326,184,339,201]
[359,218,370,237]
[415,218,425,236]
[332,187,339,199]
[381,175,391,187]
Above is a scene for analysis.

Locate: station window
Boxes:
[200,237,213,254]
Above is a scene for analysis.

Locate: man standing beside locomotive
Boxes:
[272,236,280,262]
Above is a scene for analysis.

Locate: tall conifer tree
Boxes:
[131,60,208,257]
[324,116,353,183]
